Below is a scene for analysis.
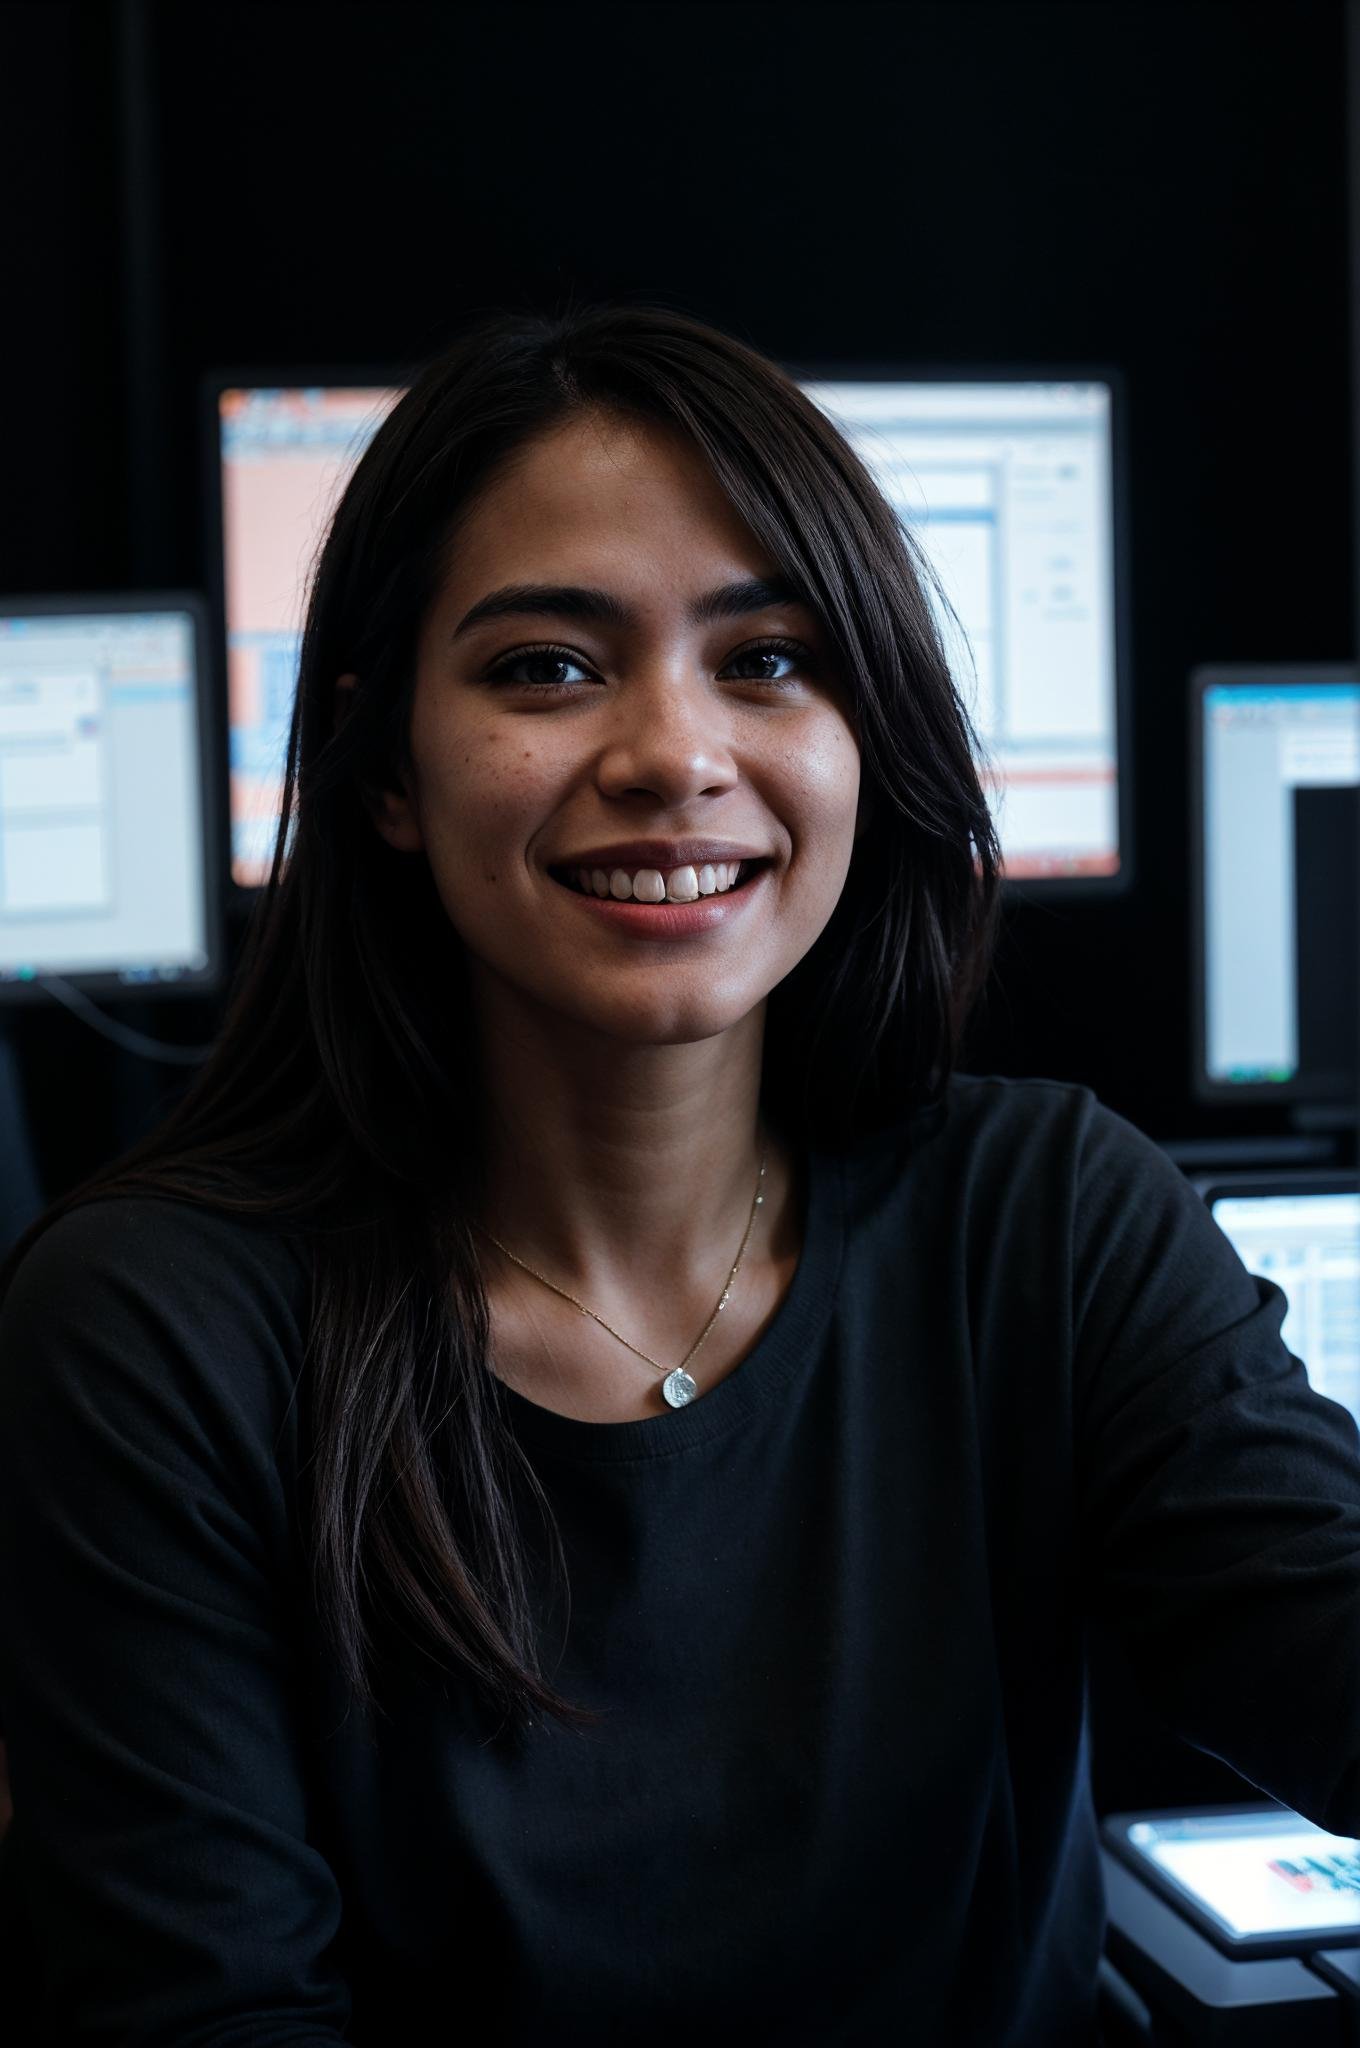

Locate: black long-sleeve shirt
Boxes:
[1,1073,1358,2045]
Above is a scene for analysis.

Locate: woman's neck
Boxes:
[470,992,780,1307]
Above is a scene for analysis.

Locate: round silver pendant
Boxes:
[662,1368,698,1409]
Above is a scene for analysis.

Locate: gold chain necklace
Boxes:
[475,1148,767,1411]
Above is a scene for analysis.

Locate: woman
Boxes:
[0,304,1356,2046]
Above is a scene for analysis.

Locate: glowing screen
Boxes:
[0,607,211,988]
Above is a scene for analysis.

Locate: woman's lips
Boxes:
[550,862,771,939]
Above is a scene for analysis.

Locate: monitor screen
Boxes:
[798,379,1122,883]
[1206,1181,1360,1427]
[213,373,1124,891]
[0,597,220,1000]
[218,385,402,886]
[1193,669,1360,1103]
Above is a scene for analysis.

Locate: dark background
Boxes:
[2,0,1355,1817]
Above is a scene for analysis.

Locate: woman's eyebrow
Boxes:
[449,575,809,642]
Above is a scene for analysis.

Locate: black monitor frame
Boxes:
[0,589,225,1007]
[206,361,1132,902]
[1189,662,1359,1109]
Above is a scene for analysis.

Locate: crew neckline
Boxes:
[498,1138,845,1463]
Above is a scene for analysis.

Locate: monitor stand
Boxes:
[1160,1105,1355,1173]
[1289,1101,1358,1139]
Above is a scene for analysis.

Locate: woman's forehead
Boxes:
[472,412,749,539]
[436,420,785,624]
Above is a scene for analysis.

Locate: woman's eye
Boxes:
[722,639,811,686]
[484,646,594,692]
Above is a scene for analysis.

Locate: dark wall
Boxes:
[3,0,1353,1195]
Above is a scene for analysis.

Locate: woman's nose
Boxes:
[592,670,741,805]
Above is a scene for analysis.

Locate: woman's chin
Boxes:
[553,990,764,1047]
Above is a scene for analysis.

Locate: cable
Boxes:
[34,977,216,1065]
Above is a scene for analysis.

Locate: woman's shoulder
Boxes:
[841,1070,1104,1175]
[835,1072,1173,1242]
[936,1068,1098,1128]
[8,1190,311,1308]
[0,1192,315,1422]
[931,1071,1181,1189]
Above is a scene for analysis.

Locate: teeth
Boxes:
[572,861,747,900]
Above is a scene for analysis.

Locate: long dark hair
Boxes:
[1,303,1003,1737]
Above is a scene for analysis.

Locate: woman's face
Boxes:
[355,407,864,1046]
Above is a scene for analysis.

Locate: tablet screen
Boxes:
[1123,1810,1360,1940]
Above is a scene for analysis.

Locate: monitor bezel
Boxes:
[0,589,226,1007]
[206,362,1132,904]
[1189,662,1360,1107]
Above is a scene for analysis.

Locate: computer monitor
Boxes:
[1193,1169,1360,1429]
[209,368,1128,893]
[793,372,1129,889]
[0,594,222,1004]
[208,378,403,888]
[1191,666,1360,1107]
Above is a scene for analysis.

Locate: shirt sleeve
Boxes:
[1071,1099,1360,1837]
[0,1197,354,2046]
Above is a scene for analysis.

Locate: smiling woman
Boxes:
[4,304,1354,2047]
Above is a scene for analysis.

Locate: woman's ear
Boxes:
[334,672,425,853]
